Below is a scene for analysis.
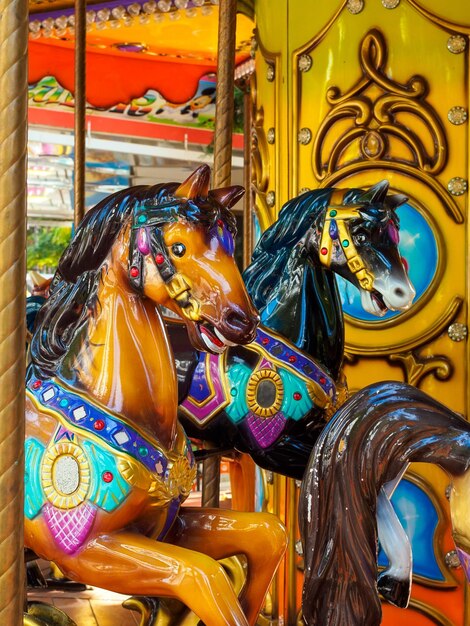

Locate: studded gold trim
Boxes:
[246,369,284,418]
[41,441,90,510]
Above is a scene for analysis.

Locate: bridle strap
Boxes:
[129,210,201,321]
[319,189,375,292]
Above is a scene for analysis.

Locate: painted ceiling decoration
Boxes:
[28,0,254,108]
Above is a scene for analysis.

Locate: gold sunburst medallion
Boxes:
[246,369,284,419]
[41,441,90,509]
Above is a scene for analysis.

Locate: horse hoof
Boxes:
[377,573,411,608]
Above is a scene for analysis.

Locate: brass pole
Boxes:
[212,0,237,188]
[0,0,28,623]
[242,88,253,269]
[202,0,238,508]
[74,0,87,227]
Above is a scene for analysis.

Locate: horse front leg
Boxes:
[167,507,288,626]
[57,530,250,626]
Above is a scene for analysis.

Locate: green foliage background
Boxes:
[27,226,71,272]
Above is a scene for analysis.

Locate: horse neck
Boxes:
[261,246,344,379]
[58,264,178,448]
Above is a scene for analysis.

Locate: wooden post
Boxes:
[202,0,238,509]
[0,0,28,622]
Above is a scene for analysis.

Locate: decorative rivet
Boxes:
[293,392,302,401]
[94,419,106,431]
[137,214,147,224]
[447,35,466,54]
[319,377,327,384]
[250,37,258,60]
[261,337,270,345]
[347,0,364,14]
[267,128,275,144]
[266,64,275,82]
[130,266,140,278]
[155,253,165,265]
[382,0,399,7]
[298,54,312,72]
[342,239,350,247]
[448,322,467,342]
[330,210,337,217]
[289,355,297,363]
[297,128,312,145]
[448,106,467,125]
[59,399,68,408]
[445,550,461,569]
[138,446,149,457]
[266,191,276,207]
[102,471,114,483]
[230,388,237,396]
[321,247,328,255]
[32,380,42,390]
[299,187,311,194]
[447,177,467,196]
[295,540,303,556]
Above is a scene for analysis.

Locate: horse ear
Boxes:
[175,164,211,199]
[357,180,389,204]
[209,185,245,209]
[388,193,408,209]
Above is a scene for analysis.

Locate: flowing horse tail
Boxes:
[299,381,470,626]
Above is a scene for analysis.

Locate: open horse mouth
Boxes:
[194,320,236,354]
[371,289,389,315]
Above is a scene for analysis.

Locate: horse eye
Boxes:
[354,233,367,245]
[171,243,186,257]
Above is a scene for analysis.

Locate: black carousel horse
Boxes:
[171,180,416,606]
[300,381,470,626]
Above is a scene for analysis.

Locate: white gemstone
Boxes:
[72,406,87,421]
[113,430,130,445]
[42,387,55,402]
[53,455,80,495]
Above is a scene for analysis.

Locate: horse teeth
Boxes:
[201,332,226,354]
[214,328,237,347]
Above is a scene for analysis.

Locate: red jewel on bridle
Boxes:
[155,253,165,265]
[130,266,139,278]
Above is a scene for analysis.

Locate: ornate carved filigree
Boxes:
[250,71,274,229]
[313,29,447,180]
[388,351,452,388]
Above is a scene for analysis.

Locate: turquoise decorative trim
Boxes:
[82,441,132,512]
[279,369,314,421]
[226,363,251,424]
[24,438,46,520]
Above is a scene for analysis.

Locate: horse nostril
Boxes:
[394,287,405,298]
[225,311,251,332]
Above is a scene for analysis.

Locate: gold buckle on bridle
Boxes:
[319,194,375,292]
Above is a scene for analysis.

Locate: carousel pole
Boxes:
[74,0,87,227]
[0,0,28,623]
[202,0,237,508]
[242,86,253,270]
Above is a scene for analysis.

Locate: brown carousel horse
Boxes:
[25,166,287,626]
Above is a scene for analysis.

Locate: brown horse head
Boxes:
[129,165,259,353]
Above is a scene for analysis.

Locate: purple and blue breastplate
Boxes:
[180,326,337,449]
